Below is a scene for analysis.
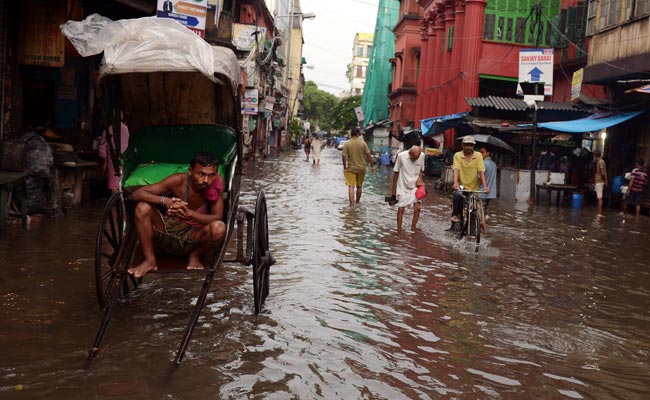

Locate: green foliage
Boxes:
[289,118,302,140]
[345,63,353,83]
[303,81,338,132]
[331,95,362,131]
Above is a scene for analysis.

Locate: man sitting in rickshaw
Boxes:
[128,150,226,278]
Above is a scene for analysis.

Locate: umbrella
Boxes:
[457,134,515,153]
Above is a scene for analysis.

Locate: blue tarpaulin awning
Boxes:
[421,112,468,137]
[529,111,645,133]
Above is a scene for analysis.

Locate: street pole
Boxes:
[284,0,295,153]
[528,0,543,204]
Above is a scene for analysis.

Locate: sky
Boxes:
[299,0,380,96]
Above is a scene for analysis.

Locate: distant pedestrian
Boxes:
[342,127,375,205]
[626,158,648,217]
[390,145,425,231]
[593,149,607,217]
[99,118,130,193]
[311,135,324,165]
[478,146,497,212]
[304,137,311,162]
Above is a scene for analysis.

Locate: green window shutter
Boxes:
[566,7,577,43]
[506,17,514,41]
[447,25,454,51]
[497,16,505,39]
[484,13,496,40]
[515,16,527,43]
[550,14,562,47]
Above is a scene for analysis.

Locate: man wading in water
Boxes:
[128,150,226,278]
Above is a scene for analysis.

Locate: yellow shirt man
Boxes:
[452,150,485,191]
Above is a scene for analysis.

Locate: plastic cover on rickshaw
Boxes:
[60,14,241,92]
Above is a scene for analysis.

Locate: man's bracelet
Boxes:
[160,195,167,207]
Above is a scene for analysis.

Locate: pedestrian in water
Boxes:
[99,115,130,193]
[478,145,497,217]
[390,145,425,231]
[303,136,311,162]
[342,127,375,205]
[593,149,607,217]
[625,158,648,217]
[311,135,324,165]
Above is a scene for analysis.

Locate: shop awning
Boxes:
[531,111,645,133]
[421,112,468,137]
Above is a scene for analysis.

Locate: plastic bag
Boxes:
[415,185,428,200]
[60,14,216,83]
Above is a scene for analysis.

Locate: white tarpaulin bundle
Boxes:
[60,14,241,92]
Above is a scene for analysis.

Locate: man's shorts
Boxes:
[344,171,365,186]
[628,190,644,206]
[153,211,201,256]
[595,182,604,199]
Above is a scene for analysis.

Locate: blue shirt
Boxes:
[480,157,497,199]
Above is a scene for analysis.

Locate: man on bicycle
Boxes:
[451,136,489,225]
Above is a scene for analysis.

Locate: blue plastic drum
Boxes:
[572,192,583,208]
[612,176,623,194]
[380,153,391,165]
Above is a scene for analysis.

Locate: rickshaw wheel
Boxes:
[252,191,274,314]
[94,192,138,309]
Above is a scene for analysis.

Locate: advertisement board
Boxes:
[518,48,554,96]
[156,0,208,38]
[242,88,259,115]
[232,24,267,51]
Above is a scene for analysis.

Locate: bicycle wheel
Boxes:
[473,205,481,249]
[452,220,463,239]
[463,197,472,238]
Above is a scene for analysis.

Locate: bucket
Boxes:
[571,192,582,208]
[612,175,623,194]
[380,153,391,165]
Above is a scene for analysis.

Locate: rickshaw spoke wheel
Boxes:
[252,191,273,314]
[94,192,137,309]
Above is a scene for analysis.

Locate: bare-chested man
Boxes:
[128,150,226,278]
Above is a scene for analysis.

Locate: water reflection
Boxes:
[1,148,649,399]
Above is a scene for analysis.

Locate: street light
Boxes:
[274,12,316,20]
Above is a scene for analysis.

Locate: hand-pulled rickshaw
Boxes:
[62,15,274,365]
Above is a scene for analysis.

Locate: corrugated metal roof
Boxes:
[465,96,529,111]
[537,101,577,111]
[465,96,578,111]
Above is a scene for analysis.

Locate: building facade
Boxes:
[349,33,374,97]
[389,0,423,135]
[413,0,591,146]
[583,0,650,178]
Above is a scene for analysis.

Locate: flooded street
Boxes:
[1,147,650,399]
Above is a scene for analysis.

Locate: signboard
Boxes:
[518,48,554,96]
[18,0,66,67]
[265,96,275,112]
[354,106,365,122]
[156,0,208,38]
[232,23,267,51]
[570,68,584,101]
[242,88,259,115]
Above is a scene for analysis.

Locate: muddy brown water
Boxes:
[1,148,649,399]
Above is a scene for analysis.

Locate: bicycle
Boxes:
[450,186,484,251]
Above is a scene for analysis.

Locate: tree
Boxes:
[345,63,353,83]
[303,81,338,132]
[289,118,302,142]
[331,95,362,132]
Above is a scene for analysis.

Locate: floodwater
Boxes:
[1,147,649,399]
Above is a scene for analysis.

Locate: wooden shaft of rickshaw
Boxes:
[174,205,238,365]
[85,273,127,366]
